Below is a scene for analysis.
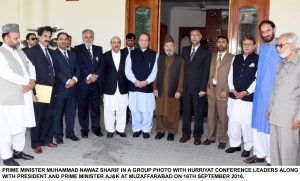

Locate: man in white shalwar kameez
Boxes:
[125,33,158,138]
[102,36,129,138]
[0,24,36,166]
[226,35,258,158]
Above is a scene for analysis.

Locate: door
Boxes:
[125,0,160,51]
[228,0,270,54]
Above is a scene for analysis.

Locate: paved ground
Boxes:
[0,113,267,166]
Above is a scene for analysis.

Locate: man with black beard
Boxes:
[203,35,234,149]
[244,20,281,166]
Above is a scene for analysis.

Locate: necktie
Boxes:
[44,47,55,83]
[213,54,222,80]
[190,48,195,62]
[87,48,93,59]
[63,51,71,78]
[63,51,69,65]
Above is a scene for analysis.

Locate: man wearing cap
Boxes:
[153,35,184,141]
[0,23,36,166]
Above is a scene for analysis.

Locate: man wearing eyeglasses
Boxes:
[267,32,300,166]
[244,20,281,166]
[22,33,38,54]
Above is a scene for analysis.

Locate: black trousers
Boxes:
[31,100,55,148]
[182,92,206,138]
[77,85,101,134]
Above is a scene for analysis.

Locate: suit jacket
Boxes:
[26,44,56,87]
[101,50,128,95]
[207,51,234,100]
[52,49,80,97]
[74,44,103,91]
[182,45,211,94]
[21,46,30,54]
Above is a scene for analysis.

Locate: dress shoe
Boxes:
[225,146,241,153]
[241,150,251,157]
[34,146,43,154]
[107,132,114,138]
[116,131,127,137]
[155,132,165,139]
[66,135,79,141]
[44,143,58,147]
[202,139,215,145]
[13,151,34,160]
[81,132,88,138]
[179,135,190,143]
[194,137,201,145]
[3,158,20,166]
[244,155,265,163]
[167,133,174,141]
[93,131,103,137]
[143,132,150,139]
[218,142,226,150]
[133,131,142,138]
[56,138,63,144]
[267,163,271,166]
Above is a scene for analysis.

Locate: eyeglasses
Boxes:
[31,38,38,41]
[275,43,288,49]
[242,43,254,47]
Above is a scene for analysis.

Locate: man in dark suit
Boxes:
[121,33,136,125]
[52,32,80,144]
[22,33,38,54]
[26,26,57,154]
[74,29,103,138]
[180,29,211,145]
[102,36,129,138]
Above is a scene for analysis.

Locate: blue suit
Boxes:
[74,44,103,135]
[52,49,80,140]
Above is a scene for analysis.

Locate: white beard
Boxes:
[279,48,291,58]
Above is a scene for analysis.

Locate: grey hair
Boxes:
[82,29,94,36]
[279,32,300,49]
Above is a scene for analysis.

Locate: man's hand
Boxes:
[235,91,247,99]
[220,90,227,98]
[33,95,39,103]
[292,119,300,129]
[206,87,212,97]
[140,80,148,88]
[153,90,158,97]
[198,91,206,97]
[23,80,36,93]
[175,92,181,99]
[134,80,142,88]
[90,74,98,83]
[66,79,76,88]
[266,110,271,120]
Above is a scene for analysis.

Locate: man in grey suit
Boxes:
[267,32,300,166]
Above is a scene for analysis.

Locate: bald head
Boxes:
[111,36,121,53]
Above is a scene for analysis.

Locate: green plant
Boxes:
[21,27,63,48]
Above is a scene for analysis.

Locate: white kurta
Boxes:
[0,44,36,135]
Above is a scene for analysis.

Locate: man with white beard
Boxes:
[153,35,185,141]
[267,32,300,166]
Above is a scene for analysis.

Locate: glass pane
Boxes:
[135,7,151,47]
[238,7,258,53]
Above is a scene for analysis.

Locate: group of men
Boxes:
[0,19,299,166]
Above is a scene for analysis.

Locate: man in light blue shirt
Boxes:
[125,33,158,138]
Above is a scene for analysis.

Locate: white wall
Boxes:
[0,0,126,52]
[270,0,300,38]
[169,7,206,51]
